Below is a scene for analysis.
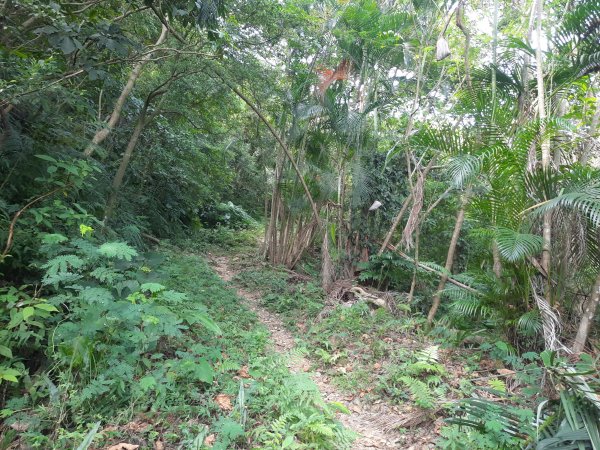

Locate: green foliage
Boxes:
[442,397,535,449]
[0,286,59,384]
[385,346,446,409]
[199,201,257,230]
[1,238,223,447]
[495,228,543,263]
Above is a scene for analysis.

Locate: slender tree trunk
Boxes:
[321,228,334,292]
[266,150,284,262]
[104,108,149,221]
[492,241,502,278]
[572,273,600,353]
[518,0,536,123]
[427,191,470,324]
[535,0,552,303]
[83,25,168,157]
[455,0,471,88]
[213,71,320,226]
[378,193,413,255]
[581,94,600,166]
[408,224,420,302]
[491,0,498,122]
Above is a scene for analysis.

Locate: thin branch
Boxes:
[380,241,480,294]
[1,188,63,259]
[149,4,186,44]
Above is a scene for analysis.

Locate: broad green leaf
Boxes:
[22,306,35,320]
[194,359,214,383]
[75,422,101,450]
[34,303,59,312]
[0,367,20,383]
[140,283,165,293]
[0,345,12,358]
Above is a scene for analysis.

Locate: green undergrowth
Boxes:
[158,252,354,450]
[180,227,263,255]
[232,262,565,449]
[1,237,354,449]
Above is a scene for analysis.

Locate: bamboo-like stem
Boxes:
[535,0,553,304]
[213,70,320,226]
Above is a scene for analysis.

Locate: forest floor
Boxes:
[209,254,405,449]
[207,248,439,450]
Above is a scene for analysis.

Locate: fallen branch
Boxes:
[349,286,387,308]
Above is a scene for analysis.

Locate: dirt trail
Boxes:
[209,255,406,450]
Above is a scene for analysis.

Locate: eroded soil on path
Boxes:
[209,255,409,450]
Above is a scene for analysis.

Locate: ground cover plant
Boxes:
[1,237,353,448]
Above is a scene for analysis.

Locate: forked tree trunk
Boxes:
[427,192,469,324]
[572,273,600,353]
[378,193,413,255]
[83,25,168,157]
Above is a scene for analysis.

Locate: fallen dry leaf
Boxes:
[122,421,151,433]
[497,368,515,376]
[204,434,216,446]
[9,421,29,432]
[154,440,164,450]
[373,362,382,370]
[215,393,233,411]
[238,366,251,378]
[106,444,139,450]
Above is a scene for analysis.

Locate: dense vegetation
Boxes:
[1,0,600,448]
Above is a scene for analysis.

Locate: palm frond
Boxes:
[446,154,482,188]
[496,227,543,262]
[516,309,542,337]
[527,181,600,228]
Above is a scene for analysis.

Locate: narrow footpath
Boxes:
[210,255,407,450]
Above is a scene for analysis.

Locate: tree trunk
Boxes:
[104,108,149,221]
[378,193,413,255]
[213,71,320,226]
[492,241,502,278]
[83,24,168,157]
[518,0,535,122]
[427,192,469,324]
[581,94,600,166]
[455,0,471,88]
[535,0,552,303]
[572,274,600,353]
[321,230,334,292]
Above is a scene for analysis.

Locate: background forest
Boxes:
[1,0,600,448]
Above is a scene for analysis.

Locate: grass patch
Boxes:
[4,249,353,449]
